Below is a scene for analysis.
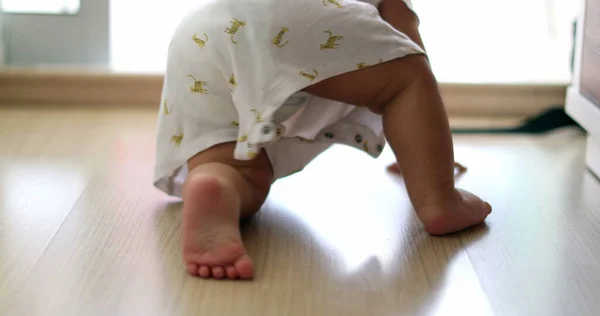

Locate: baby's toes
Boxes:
[187,263,199,276]
[234,255,255,280]
[476,202,492,221]
[199,266,211,278]
[482,202,492,215]
[226,265,238,279]
[212,266,226,279]
[460,190,492,222]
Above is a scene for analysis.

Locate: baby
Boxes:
[154,0,492,280]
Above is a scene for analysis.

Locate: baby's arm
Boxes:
[305,1,491,235]
[378,0,425,50]
[378,0,468,175]
[305,52,491,235]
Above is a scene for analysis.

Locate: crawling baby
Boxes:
[153,0,491,280]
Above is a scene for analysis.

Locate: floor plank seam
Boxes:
[25,183,93,273]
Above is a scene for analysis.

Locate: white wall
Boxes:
[3,0,109,66]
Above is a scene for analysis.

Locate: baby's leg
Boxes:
[182,142,272,280]
[305,63,490,235]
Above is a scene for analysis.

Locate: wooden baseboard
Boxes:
[0,68,568,116]
[441,83,567,116]
[0,68,164,106]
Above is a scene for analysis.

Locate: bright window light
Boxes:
[1,0,80,14]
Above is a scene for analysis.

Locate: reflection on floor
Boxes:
[1,106,600,316]
[110,0,578,83]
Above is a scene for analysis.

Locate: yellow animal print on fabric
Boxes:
[188,75,208,94]
[228,74,237,91]
[238,135,248,142]
[171,133,184,146]
[356,62,369,69]
[250,109,263,122]
[299,69,319,82]
[224,18,246,44]
[271,27,290,48]
[320,31,343,50]
[231,121,239,127]
[323,0,342,8]
[192,33,208,48]
[296,137,315,144]
[163,99,171,115]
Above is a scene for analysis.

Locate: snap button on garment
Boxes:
[262,124,273,135]
[250,121,278,145]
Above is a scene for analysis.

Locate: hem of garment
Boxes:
[154,130,387,197]
[153,128,239,197]
[312,121,386,158]
[266,137,386,181]
[268,45,425,116]
[232,46,425,161]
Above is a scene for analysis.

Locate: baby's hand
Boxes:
[387,162,467,177]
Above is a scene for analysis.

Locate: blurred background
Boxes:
[0,0,580,83]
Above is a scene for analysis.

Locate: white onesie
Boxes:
[154,0,423,197]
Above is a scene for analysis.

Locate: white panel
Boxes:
[566,87,600,138]
[565,0,600,177]
[586,136,600,179]
[566,0,599,135]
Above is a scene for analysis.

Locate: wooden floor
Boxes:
[1,106,600,316]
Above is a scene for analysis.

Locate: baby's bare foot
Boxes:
[417,188,491,235]
[182,176,254,280]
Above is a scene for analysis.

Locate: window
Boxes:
[109,0,579,83]
[1,0,80,15]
